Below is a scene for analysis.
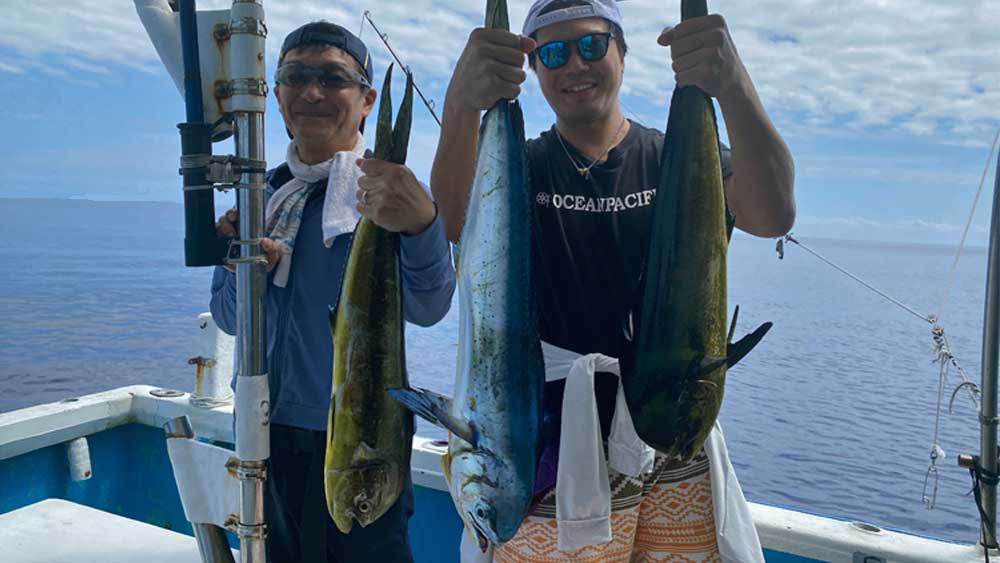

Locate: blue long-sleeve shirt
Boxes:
[210,164,456,430]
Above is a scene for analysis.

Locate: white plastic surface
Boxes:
[166,437,240,527]
[65,437,92,481]
[0,499,234,563]
[191,313,235,408]
[133,0,232,129]
[234,374,270,461]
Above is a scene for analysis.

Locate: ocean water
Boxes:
[0,198,988,544]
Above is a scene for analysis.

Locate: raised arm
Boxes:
[430,29,536,242]
[659,14,795,237]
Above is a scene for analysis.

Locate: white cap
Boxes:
[522,0,624,37]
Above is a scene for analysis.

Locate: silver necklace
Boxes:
[554,118,628,180]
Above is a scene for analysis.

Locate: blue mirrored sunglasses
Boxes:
[536,32,614,70]
[274,63,371,90]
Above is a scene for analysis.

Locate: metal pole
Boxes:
[234,111,268,563]
[229,1,269,561]
[979,149,1000,549]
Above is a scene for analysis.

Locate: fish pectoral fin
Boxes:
[698,355,728,376]
[726,321,773,369]
[387,386,478,447]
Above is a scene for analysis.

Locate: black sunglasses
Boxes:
[535,32,614,70]
[274,63,371,90]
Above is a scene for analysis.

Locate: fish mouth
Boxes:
[467,511,490,552]
[332,509,355,534]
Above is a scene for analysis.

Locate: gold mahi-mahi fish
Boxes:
[621,0,772,461]
[324,65,415,533]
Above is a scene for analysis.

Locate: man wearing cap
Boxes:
[211,20,455,563]
[431,1,793,562]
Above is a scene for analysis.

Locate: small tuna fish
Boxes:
[389,0,544,550]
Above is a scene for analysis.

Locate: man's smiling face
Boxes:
[274,46,375,154]
[534,17,624,126]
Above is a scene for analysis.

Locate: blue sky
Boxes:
[1,0,998,245]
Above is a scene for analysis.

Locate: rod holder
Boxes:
[163,416,237,563]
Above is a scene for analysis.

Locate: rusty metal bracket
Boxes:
[214,78,268,100]
[230,17,267,37]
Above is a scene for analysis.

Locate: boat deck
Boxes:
[0,498,222,562]
[0,386,992,562]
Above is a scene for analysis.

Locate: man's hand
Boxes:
[216,208,239,237]
[657,14,750,105]
[215,208,282,273]
[356,159,437,235]
[447,28,536,112]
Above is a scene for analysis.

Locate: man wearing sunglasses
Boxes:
[211,20,454,563]
[431,1,793,562]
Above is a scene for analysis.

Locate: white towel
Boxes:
[265,134,366,286]
[542,341,764,561]
[458,342,764,562]
[541,341,655,552]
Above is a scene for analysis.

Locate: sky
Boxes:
[1,0,998,245]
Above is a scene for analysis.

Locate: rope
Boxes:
[937,127,1000,322]
[780,224,991,514]
[938,330,982,412]
[923,343,949,510]
[969,458,1000,561]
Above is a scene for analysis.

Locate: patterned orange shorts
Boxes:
[493,451,721,563]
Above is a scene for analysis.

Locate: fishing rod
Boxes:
[360,10,442,127]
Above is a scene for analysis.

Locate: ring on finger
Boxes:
[362,190,369,205]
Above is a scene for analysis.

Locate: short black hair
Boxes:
[527,0,627,70]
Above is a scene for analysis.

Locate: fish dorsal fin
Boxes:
[727,321,773,369]
[387,386,478,447]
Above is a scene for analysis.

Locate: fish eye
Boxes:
[354,491,371,514]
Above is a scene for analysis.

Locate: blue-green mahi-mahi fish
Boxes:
[621,0,772,461]
[389,0,544,551]
[324,65,416,534]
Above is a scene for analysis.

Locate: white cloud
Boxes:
[0,0,996,145]
[0,59,24,74]
[794,214,989,242]
[798,215,884,228]
[4,0,1000,241]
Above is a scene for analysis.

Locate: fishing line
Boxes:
[782,128,1000,515]
[780,234,933,324]
[359,11,442,127]
[780,235,981,404]
[936,127,1000,323]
